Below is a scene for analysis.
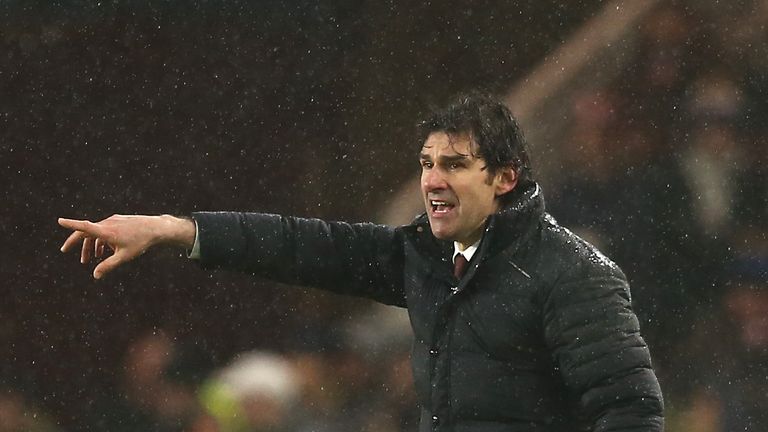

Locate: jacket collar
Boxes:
[483,181,545,258]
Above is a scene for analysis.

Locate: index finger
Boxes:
[58,218,103,237]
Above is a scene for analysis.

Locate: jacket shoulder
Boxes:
[535,214,627,286]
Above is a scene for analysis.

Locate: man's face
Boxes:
[420,132,516,248]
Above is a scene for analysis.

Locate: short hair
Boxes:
[416,93,534,193]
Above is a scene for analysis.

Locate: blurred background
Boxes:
[1,0,767,430]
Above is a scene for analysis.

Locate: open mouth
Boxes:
[430,200,455,214]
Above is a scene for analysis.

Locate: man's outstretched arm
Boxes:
[58,215,196,279]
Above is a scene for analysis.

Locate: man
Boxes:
[60,94,664,431]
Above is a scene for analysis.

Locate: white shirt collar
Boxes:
[453,238,481,263]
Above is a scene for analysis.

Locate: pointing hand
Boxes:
[58,215,195,279]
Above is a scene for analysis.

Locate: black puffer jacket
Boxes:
[192,183,664,432]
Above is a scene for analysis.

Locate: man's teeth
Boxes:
[431,200,453,213]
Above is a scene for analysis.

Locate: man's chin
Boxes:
[428,225,454,241]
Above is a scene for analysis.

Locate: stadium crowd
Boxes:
[549,4,768,431]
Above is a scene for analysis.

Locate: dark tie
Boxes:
[454,254,469,279]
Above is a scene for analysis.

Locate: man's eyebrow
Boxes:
[419,153,472,163]
[439,154,470,163]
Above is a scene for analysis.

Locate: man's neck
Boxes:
[456,227,485,252]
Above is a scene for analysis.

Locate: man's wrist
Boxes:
[157,215,197,249]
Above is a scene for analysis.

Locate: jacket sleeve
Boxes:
[191,211,407,307]
[541,259,664,431]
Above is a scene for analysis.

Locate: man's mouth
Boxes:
[430,200,455,214]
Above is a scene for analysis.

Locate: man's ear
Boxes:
[494,167,518,197]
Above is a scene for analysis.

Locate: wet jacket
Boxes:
[192,182,664,432]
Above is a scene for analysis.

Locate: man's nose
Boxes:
[422,168,447,191]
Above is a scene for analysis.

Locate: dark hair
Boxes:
[416,93,534,193]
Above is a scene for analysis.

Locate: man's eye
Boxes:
[448,162,462,170]
[421,161,433,169]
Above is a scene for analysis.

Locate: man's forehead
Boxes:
[421,131,477,156]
